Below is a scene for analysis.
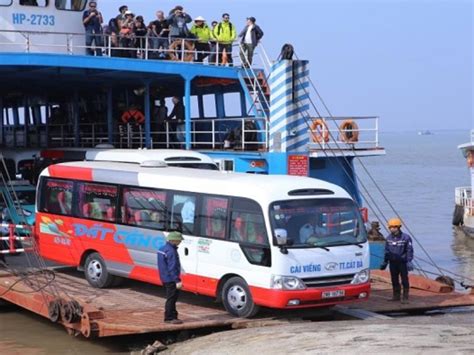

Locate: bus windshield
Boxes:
[270,198,367,248]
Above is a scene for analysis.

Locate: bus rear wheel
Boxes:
[222,277,259,318]
[84,252,115,288]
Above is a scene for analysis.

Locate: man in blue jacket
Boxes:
[380,218,414,304]
[157,231,184,324]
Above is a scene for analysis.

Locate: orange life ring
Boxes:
[339,119,359,143]
[311,119,329,143]
[121,109,145,125]
[168,39,195,62]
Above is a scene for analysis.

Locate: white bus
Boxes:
[36,160,370,317]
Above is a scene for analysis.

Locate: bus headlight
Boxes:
[270,275,306,290]
[351,269,370,284]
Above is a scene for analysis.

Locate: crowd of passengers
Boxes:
[83,2,264,66]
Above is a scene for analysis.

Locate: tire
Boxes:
[222,276,259,318]
[452,205,464,226]
[84,252,115,288]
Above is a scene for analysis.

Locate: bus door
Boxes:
[169,192,199,292]
[195,196,271,296]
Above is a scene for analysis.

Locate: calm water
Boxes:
[356,130,474,280]
[1,130,473,353]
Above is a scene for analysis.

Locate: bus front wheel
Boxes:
[222,277,259,318]
[84,252,116,288]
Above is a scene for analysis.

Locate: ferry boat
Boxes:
[0,2,385,223]
[453,130,474,236]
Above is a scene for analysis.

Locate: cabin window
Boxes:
[20,0,48,7]
[198,196,229,239]
[55,0,86,11]
[77,182,118,222]
[41,179,74,216]
[202,94,216,118]
[122,187,167,230]
[223,93,242,117]
[0,0,12,6]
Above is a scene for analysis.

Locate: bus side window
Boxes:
[77,182,117,222]
[170,194,195,234]
[199,196,229,239]
[122,187,167,230]
[231,197,270,267]
[41,178,74,215]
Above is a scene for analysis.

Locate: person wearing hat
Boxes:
[380,218,414,304]
[157,231,184,324]
[190,16,212,62]
[238,16,264,66]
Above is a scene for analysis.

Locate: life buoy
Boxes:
[311,119,329,143]
[339,119,359,143]
[168,39,195,62]
[121,109,145,125]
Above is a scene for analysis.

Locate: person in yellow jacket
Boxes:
[212,13,237,65]
[190,16,212,62]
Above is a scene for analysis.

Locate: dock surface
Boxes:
[1,266,473,338]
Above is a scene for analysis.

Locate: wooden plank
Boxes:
[371,270,454,293]
[334,305,392,320]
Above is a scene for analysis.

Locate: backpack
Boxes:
[280,43,294,60]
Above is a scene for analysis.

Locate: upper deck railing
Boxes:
[0,29,270,68]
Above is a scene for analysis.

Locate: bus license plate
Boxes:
[322,290,345,298]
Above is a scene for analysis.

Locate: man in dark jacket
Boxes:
[238,16,264,66]
[82,1,103,56]
[157,231,184,324]
[380,218,414,304]
[167,96,185,148]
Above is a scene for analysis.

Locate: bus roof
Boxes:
[40,148,217,167]
[41,161,351,204]
[85,149,217,166]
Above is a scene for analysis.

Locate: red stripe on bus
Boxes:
[48,165,93,181]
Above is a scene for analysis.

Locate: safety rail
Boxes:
[0,223,33,254]
[0,29,270,69]
[25,117,269,150]
[307,116,381,151]
[455,187,474,209]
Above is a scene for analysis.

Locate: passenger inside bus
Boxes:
[57,190,73,215]
[208,208,226,238]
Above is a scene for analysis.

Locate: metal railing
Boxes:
[307,116,381,151]
[455,186,473,208]
[0,29,269,68]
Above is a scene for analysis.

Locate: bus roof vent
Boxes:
[140,160,168,168]
[164,156,201,162]
[94,143,115,149]
[288,188,335,196]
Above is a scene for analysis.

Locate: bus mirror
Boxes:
[274,228,288,246]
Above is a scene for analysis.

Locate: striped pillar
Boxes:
[269,60,310,152]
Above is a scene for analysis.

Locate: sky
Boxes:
[97,0,473,132]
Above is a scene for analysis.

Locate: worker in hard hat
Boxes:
[380,218,414,304]
[157,231,184,324]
